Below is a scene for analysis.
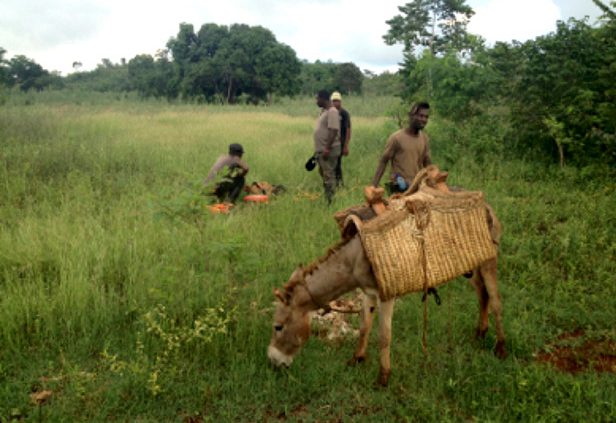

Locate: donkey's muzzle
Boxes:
[267,345,293,368]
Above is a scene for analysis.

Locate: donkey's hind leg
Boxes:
[348,291,377,365]
[479,257,507,359]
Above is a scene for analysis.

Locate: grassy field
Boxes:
[0,96,615,422]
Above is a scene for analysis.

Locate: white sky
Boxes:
[0,0,603,75]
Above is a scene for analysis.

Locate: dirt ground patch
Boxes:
[535,329,616,374]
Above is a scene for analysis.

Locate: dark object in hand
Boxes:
[305,155,317,171]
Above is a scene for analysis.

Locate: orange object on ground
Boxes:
[243,194,269,203]
[207,203,232,214]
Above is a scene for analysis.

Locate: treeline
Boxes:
[0,23,375,103]
[0,52,62,92]
[385,0,615,167]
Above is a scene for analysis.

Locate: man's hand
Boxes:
[322,147,330,159]
[342,145,349,156]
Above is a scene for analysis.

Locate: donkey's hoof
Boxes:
[495,341,507,359]
[377,368,390,387]
[347,355,366,366]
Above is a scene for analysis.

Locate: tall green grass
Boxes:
[3,90,402,118]
[0,100,614,421]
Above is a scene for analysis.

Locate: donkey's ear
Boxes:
[274,288,288,305]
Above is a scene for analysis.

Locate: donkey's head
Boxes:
[268,267,313,368]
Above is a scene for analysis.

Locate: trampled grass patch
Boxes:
[0,100,614,421]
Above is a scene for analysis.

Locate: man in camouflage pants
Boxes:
[313,89,340,205]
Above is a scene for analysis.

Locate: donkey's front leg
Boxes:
[377,299,395,386]
[480,258,507,359]
[349,292,377,365]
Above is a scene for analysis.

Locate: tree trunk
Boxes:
[226,76,233,104]
[556,140,565,168]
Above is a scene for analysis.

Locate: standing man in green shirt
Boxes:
[313,89,341,204]
[331,91,352,188]
[372,102,432,193]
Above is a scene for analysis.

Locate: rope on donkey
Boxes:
[410,200,431,357]
[319,304,362,315]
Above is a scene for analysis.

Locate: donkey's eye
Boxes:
[274,324,283,331]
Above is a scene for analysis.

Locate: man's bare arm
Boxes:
[422,135,432,166]
[204,156,224,184]
[237,159,250,175]
[343,127,352,155]
[372,137,396,186]
[372,150,393,187]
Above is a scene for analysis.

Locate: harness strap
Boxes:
[410,200,431,358]
[421,288,442,306]
[297,278,328,310]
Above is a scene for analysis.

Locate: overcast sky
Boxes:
[0,0,603,75]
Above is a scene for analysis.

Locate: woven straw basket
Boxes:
[359,190,497,301]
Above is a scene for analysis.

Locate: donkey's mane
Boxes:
[282,236,353,293]
[302,237,352,277]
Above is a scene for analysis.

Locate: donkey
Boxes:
[268,168,506,386]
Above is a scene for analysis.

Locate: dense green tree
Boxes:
[409,51,496,121]
[127,55,157,97]
[253,42,301,98]
[299,61,365,95]
[0,48,9,86]
[333,62,363,95]
[481,41,526,101]
[299,60,337,95]
[384,0,476,100]
[501,17,616,165]
[167,23,202,67]
[362,70,404,97]
[593,1,616,164]
[154,51,179,100]
[6,55,50,91]
[65,58,130,92]
[593,0,616,18]
[384,0,475,56]
[127,53,177,99]
[167,23,301,103]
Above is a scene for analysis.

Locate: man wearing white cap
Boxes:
[313,89,340,204]
[331,91,351,187]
